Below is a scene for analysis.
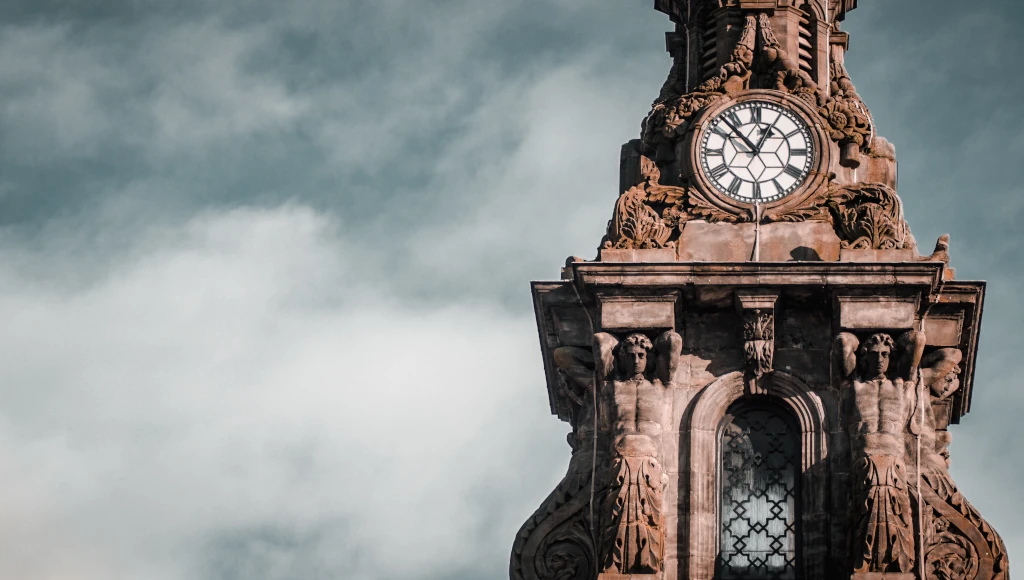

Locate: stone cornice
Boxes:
[567,261,945,290]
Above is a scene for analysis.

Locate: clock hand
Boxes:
[755,118,780,153]
[721,117,759,153]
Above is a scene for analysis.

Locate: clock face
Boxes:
[699,101,814,203]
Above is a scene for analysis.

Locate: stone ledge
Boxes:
[600,248,677,263]
[572,261,945,289]
[840,248,918,262]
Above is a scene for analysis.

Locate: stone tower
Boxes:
[510,1,1009,580]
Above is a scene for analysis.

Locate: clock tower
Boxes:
[510,1,1009,580]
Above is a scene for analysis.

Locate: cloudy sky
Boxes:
[0,1,1021,578]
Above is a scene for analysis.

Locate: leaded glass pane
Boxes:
[718,401,800,580]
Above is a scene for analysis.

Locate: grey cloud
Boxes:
[0,0,1021,577]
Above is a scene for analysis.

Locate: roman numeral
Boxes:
[706,148,724,157]
[784,129,801,139]
[725,111,743,128]
[712,124,731,138]
[751,105,762,125]
[790,148,808,157]
[784,164,803,178]
[771,179,784,193]
[710,164,729,179]
[752,181,762,199]
[727,177,742,195]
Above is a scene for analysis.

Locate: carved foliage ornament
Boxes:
[753,13,820,108]
[742,309,774,379]
[601,456,664,574]
[827,182,915,250]
[920,472,1010,580]
[602,156,686,250]
[820,45,873,151]
[644,14,819,155]
[642,14,756,154]
[603,156,916,252]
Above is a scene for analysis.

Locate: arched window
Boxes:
[717,399,801,580]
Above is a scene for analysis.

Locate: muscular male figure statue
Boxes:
[838,332,918,575]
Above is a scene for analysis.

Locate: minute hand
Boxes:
[721,118,759,153]
[755,118,780,153]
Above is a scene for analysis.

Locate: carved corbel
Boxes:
[736,290,779,394]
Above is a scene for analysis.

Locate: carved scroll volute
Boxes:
[736,290,779,394]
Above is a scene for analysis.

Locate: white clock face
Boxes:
[699,101,814,203]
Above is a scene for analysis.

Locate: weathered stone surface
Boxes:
[677,221,840,262]
[599,297,677,330]
[922,314,964,347]
[841,249,919,262]
[836,295,919,330]
[601,248,677,263]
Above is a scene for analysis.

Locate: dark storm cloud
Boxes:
[0,0,1021,578]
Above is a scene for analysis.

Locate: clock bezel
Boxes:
[683,90,831,220]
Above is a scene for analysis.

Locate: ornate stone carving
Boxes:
[754,13,820,108]
[834,331,920,574]
[827,182,915,251]
[594,331,681,575]
[521,2,1010,579]
[686,180,754,224]
[604,142,923,251]
[919,475,1010,580]
[512,346,599,580]
[742,310,774,378]
[509,454,598,580]
[820,36,874,166]
[641,14,757,154]
[603,156,690,250]
[514,331,681,579]
[833,332,1008,579]
[736,290,778,392]
[911,348,1010,580]
[645,13,829,157]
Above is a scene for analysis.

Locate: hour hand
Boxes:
[722,118,759,153]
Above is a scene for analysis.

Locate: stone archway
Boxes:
[680,371,829,580]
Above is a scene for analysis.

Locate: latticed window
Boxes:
[717,399,800,580]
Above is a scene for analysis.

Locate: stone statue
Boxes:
[510,331,680,580]
[834,331,921,575]
[834,332,1009,580]
[594,330,681,575]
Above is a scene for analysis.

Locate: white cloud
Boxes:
[0,206,567,579]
